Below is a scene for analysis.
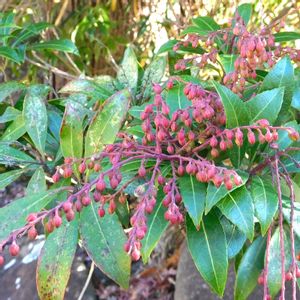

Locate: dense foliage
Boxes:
[0,4,300,300]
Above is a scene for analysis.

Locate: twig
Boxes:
[78,262,94,300]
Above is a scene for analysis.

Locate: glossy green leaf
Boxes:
[218,186,254,240]
[0,168,26,190]
[186,212,228,296]
[272,121,299,151]
[260,57,295,115]
[205,171,248,214]
[191,16,220,35]
[1,114,26,141]
[212,82,249,167]
[234,236,266,300]
[220,217,247,259]
[283,200,300,238]
[28,39,79,55]
[23,85,49,156]
[26,167,46,195]
[0,189,60,241]
[115,200,130,227]
[0,144,34,165]
[140,55,167,100]
[178,175,206,227]
[0,81,25,102]
[79,201,131,288]
[141,190,168,263]
[0,46,22,63]
[37,216,78,300]
[128,102,154,119]
[267,227,292,297]
[274,32,300,42]
[292,87,300,110]
[117,46,139,94]
[219,54,238,74]
[12,22,51,46]
[60,95,86,159]
[85,89,131,157]
[245,88,284,124]
[165,83,190,115]
[0,107,21,123]
[236,3,252,25]
[251,176,278,235]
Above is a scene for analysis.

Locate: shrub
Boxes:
[0,4,300,300]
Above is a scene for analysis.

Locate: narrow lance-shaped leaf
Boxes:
[0,189,60,241]
[251,176,278,235]
[212,81,249,167]
[186,212,228,296]
[0,168,26,190]
[37,216,78,300]
[260,56,295,116]
[218,186,254,241]
[26,167,46,195]
[205,171,248,214]
[234,236,266,300]
[165,83,190,115]
[60,95,87,159]
[0,81,25,103]
[219,54,238,74]
[220,217,247,259]
[79,201,131,288]
[236,3,252,25]
[1,114,26,141]
[0,145,34,165]
[117,46,139,94]
[141,189,168,263]
[0,107,21,123]
[178,175,206,227]
[85,89,131,157]
[274,32,300,42]
[28,39,79,55]
[23,85,49,156]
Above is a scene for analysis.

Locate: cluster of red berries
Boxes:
[173,13,300,95]
[0,74,299,264]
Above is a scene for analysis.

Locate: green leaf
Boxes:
[0,189,59,241]
[219,54,238,74]
[165,83,190,115]
[128,102,154,119]
[26,167,46,195]
[205,171,248,214]
[260,57,295,115]
[267,227,293,297]
[292,87,300,110]
[117,46,139,94]
[23,85,49,156]
[245,88,284,124]
[141,189,168,263]
[272,121,299,151]
[60,79,112,100]
[60,95,86,159]
[191,16,220,35]
[236,3,252,25]
[12,22,51,46]
[28,39,79,55]
[220,217,247,259]
[115,200,130,227]
[186,212,228,296]
[234,236,266,300]
[0,46,22,63]
[0,144,34,165]
[79,201,131,288]
[140,55,167,100]
[0,168,26,189]
[0,107,21,123]
[251,176,278,235]
[178,175,206,227]
[1,114,26,141]
[37,216,78,300]
[283,200,300,239]
[0,81,25,103]
[274,32,300,43]
[212,82,249,167]
[85,89,131,157]
[218,186,254,240]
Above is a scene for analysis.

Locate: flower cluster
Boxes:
[0,77,299,265]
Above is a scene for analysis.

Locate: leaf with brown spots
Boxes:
[36,216,78,300]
